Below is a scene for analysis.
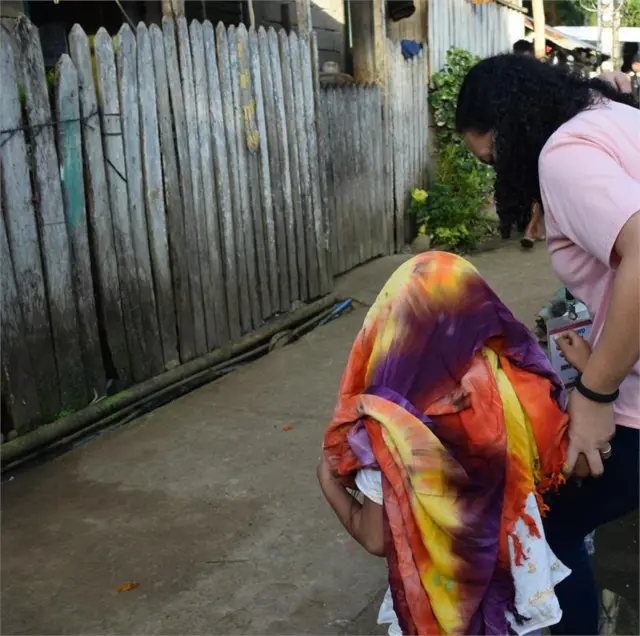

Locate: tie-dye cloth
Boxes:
[323,252,569,635]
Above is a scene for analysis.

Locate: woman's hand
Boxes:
[556,330,592,373]
[565,390,615,478]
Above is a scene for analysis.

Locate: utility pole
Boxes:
[531,0,546,59]
[597,0,622,71]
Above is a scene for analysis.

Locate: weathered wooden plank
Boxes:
[419,52,428,190]
[112,25,163,382]
[382,50,393,256]
[274,29,302,303]
[359,86,373,263]
[216,22,252,333]
[346,84,361,269]
[203,20,241,342]
[55,54,106,398]
[311,32,332,287]
[289,31,318,299]
[15,17,86,410]
[339,86,352,271]
[300,36,329,295]
[237,24,271,320]
[0,25,59,418]
[389,42,405,251]
[319,88,338,275]
[364,87,377,260]
[332,88,346,273]
[258,27,289,313]
[227,24,262,327]
[69,24,131,389]
[150,23,195,362]
[0,200,42,434]
[189,19,228,347]
[137,23,180,366]
[412,56,421,196]
[177,16,214,350]
[249,27,279,313]
[371,87,386,257]
[163,17,207,354]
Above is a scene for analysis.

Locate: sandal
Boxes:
[520,237,535,249]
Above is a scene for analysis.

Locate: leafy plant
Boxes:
[410,47,496,253]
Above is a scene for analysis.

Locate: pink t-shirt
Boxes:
[539,100,640,429]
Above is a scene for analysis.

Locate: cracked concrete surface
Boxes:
[2,245,637,634]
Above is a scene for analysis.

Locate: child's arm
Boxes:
[317,456,385,557]
[556,330,592,373]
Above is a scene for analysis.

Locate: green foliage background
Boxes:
[411,48,496,253]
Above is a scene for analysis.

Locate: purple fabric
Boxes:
[344,263,564,635]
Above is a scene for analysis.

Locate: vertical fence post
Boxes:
[55,54,106,398]
[150,23,196,362]
[203,20,242,341]
[15,17,86,409]
[190,19,229,347]
[0,24,59,421]
[69,24,132,389]
[137,23,180,366]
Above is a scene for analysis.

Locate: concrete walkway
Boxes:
[2,245,637,635]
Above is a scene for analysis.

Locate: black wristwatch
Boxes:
[575,375,619,404]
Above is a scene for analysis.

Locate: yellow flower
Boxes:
[412,188,428,204]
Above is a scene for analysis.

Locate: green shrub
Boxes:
[410,47,496,253]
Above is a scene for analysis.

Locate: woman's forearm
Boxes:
[581,251,640,393]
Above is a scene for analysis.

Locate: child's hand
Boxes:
[555,330,592,373]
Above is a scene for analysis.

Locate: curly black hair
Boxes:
[455,54,637,233]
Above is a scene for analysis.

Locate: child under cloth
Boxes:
[318,252,589,635]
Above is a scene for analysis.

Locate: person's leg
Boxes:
[543,425,639,635]
[521,203,543,248]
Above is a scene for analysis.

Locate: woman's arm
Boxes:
[317,456,385,556]
[581,212,640,393]
[565,212,640,476]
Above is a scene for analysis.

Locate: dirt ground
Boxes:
[2,244,638,635]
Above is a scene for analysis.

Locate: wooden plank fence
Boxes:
[427,0,525,74]
[319,42,429,273]
[388,43,429,248]
[0,16,330,438]
[320,84,388,275]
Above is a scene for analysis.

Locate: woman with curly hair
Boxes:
[456,54,640,635]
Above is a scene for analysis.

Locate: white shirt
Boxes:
[355,469,570,636]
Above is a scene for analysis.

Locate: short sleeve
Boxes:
[355,468,383,505]
[539,137,640,266]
